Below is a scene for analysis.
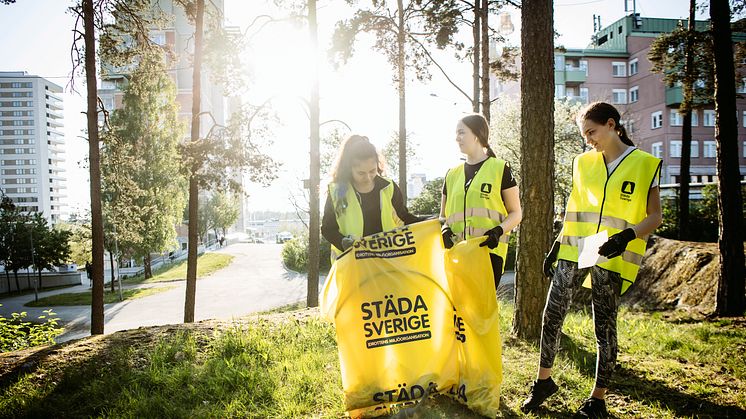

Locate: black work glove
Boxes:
[598,228,636,259]
[441,226,455,249]
[479,226,504,250]
[341,236,355,251]
[543,241,560,278]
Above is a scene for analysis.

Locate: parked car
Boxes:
[276,232,293,243]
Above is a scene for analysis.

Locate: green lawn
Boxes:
[21,253,233,307]
[123,253,234,284]
[24,286,175,307]
[0,303,744,418]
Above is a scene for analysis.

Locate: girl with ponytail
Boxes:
[523,101,662,417]
[440,113,523,289]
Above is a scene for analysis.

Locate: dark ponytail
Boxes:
[577,101,634,146]
[460,113,496,156]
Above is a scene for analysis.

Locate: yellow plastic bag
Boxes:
[321,219,502,417]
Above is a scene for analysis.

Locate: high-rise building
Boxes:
[0,71,67,223]
[98,0,227,136]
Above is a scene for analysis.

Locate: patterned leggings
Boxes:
[539,260,622,389]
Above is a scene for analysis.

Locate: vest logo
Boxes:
[480,183,492,194]
[620,181,635,202]
[622,181,635,194]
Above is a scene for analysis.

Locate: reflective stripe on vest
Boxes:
[557,149,661,293]
[444,157,510,269]
[328,178,402,259]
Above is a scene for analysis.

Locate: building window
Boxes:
[691,140,699,158]
[555,84,565,98]
[612,62,626,77]
[692,110,698,126]
[629,86,639,103]
[670,109,683,126]
[652,142,663,158]
[651,111,663,129]
[742,111,746,128]
[703,140,717,158]
[579,87,589,103]
[612,89,627,104]
[738,78,746,94]
[579,60,588,75]
[629,58,639,76]
[704,110,716,126]
[670,140,682,158]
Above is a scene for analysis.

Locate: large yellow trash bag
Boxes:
[446,238,503,417]
[321,219,502,417]
[321,220,459,417]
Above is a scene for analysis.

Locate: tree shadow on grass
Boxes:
[554,334,746,418]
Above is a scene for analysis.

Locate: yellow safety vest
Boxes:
[328,177,402,258]
[444,157,510,270]
[558,148,661,293]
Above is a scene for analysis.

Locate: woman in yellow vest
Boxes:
[440,113,523,289]
[322,135,421,259]
[522,102,662,418]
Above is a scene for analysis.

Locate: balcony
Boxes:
[46,100,63,111]
[565,69,587,84]
[565,95,589,105]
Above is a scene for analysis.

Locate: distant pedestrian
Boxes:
[219,236,225,247]
[85,261,92,287]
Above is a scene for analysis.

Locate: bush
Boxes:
[281,234,332,273]
[658,184,744,242]
[0,304,62,352]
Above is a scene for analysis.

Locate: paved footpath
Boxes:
[0,243,315,342]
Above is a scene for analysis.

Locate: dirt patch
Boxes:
[623,236,743,315]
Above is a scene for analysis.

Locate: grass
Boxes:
[0,303,744,418]
[1,284,77,299]
[21,253,233,307]
[24,286,176,307]
[123,253,234,284]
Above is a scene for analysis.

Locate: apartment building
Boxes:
[0,71,67,223]
[98,0,227,135]
[553,14,746,188]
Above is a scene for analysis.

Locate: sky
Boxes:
[0,0,712,215]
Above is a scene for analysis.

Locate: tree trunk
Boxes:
[514,0,554,342]
[472,1,481,113]
[5,271,10,295]
[184,0,204,324]
[397,0,407,200]
[143,254,152,279]
[710,0,746,316]
[37,268,43,290]
[109,250,116,292]
[679,0,696,241]
[307,0,320,308]
[13,271,19,293]
[83,0,105,335]
[480,0,490,121]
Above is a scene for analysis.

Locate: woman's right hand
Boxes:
[441,226,455,249]
[543,241,560,278]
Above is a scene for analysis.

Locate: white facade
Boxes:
[0,71,67,223]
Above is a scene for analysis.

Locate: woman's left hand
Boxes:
[479,226,504,249]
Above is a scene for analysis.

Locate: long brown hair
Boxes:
[577,102,634,146]
[330,135,383,213]
[460,113,496,158]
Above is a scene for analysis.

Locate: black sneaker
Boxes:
[520,377,559,413]
[573,397,609,418]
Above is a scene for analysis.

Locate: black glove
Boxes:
[598,228,636,259]
[543,241,560,278]
[479,226,504,249]
[341,236,355,251]
[441,226,455,249]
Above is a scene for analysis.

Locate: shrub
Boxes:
[0,304,63,352]
[281,234,332,273]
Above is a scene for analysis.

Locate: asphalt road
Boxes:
[0,243,313,342]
